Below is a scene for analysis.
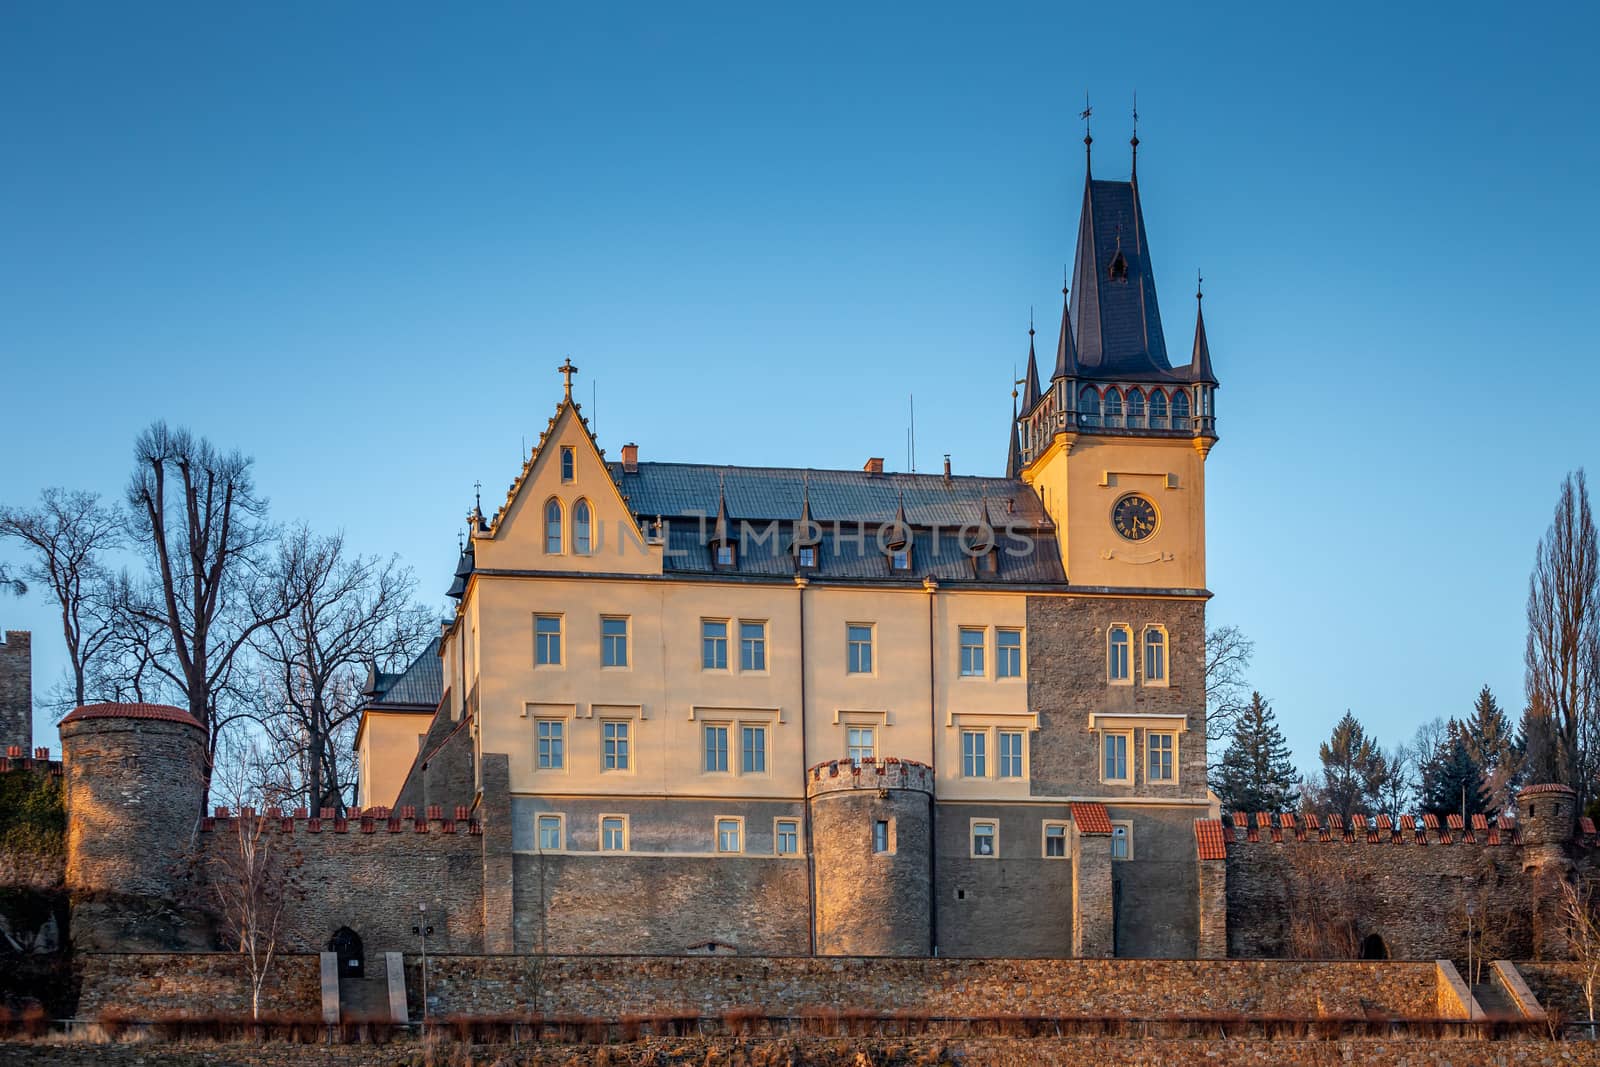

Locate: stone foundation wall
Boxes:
[404,955,1451,1020]
[76,952,322,1018]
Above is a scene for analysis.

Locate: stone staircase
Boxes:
[339,972,394,1023]
[1472,980,1520,1019]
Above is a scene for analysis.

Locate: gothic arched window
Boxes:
[573,499,592,555]
[1171,390,1190,426]
[1078,386,1101,427]
[1104,388,1124,428]
[544,498,564,554]
[1126,389,1145,428]
[1149,390,1169,429]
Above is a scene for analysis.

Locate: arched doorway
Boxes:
[1360,933,1389,960]
[328,926,364,978]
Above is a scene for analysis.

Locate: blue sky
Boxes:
[2,2,1597,771]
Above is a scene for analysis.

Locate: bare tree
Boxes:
[1205,623,1255,744]
[1526,470,1600,806]
[0,563,24,596]
[247,526,432,814]
[1561,875,1600,1027]
[208,811,298,1019]
[0,489,123,712]
[122,422,287,805]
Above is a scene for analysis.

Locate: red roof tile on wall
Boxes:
[1195,818,1228,861]
[60,702,203,729]
[1070,802,1113,835]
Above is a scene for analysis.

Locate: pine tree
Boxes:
[1211,692,1300,813]
[1316,711,1388,816]
[1420,719,1491,819]
[1463,685,1520,814]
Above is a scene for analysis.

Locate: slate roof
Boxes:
[1068,177,1178,381]
[367,636,443,711]
[610,462,1066,585]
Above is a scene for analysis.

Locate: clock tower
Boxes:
[1012,138,1217,592]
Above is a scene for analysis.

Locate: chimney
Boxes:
[943,454,952,482]
[622,443,639,473]
[863,457,884,474]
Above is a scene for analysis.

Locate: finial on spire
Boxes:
[1080,93,1093,168]
[474,479,482,511]
[1130,91,1139,177]
[558,357,579,400]
[1029,305,1035,337]
[1196,269,1204,302]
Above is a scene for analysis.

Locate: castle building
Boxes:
[355,139,1223,959]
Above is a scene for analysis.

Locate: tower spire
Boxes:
[1006,393,1022,477]
[1021,313,1041,412]
[1188,270,1217,385]
[1053,271,1079,380]
[1080,94,1093,173]
[1130,91,1139,180]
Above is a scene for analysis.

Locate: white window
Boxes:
[573,498,593,555]
[961,730,987,777]
[536,813,564,851]
[704,725,729,773]
[971,819,998,858]
[846,624,874,674]
[1111,821,1133,860]
[1107,625,1131,683]
[716,816,743,853]
[891,547,911,570]
[741,725,767,774]
[535,614,563,666]
[601,616,629,668]
[847,726,876,763]
[543,498,563,554]
[603,721,630,771]
[775,818,799,855]
[715,543,734,566]
[798,545,817,568]
[559,445,575,483]
[536,720,564,770]
[1148,731,1176,783]
[873,819,891,853]
[740,620,767,671]
[1102,731,1130,784]
[959,627,986,677]
[1143,626,1167,684]
[600,815,628,852]
[996,628,1023,679]
[702,620,729,670]
[998,730,1025,779]
[1043,821,1069,858]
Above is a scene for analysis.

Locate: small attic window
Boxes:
[714,543,736,567]
[797,545,817,569]
[560,447,575,483]
[891,547,911,571]
[1108,250,1129,283]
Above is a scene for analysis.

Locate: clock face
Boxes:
[1112,494,1159,541]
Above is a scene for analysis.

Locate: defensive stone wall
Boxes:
[0,630,31,756]
[196,806,486,956]
[76,952,321,1019]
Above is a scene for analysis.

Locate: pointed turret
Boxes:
[1188,278,1218,385]
[1021,322,1041,412]
[885,494,910,550]
[1053,280,1079,380]
[1006,396,1022,477]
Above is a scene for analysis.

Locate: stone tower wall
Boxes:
[0,630,32,755]
[808,759,933,957]
[1518,784,1578,960]
[61,711,207,900]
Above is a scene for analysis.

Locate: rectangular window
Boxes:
[798,545,817,568]
[847,726,876,763]
[775,819,799,855]
[996,628,1023,679]
[740,621,767,671]
[600,815,627,852]
[702,620,729,670]
[603,720,630,771]
[535,614,563,666]
[890,547,911,570]
[601,617,629,667]
[998,730,1024,779]
[959,627,986,677]
[1148,732,1175,782]
[971,820,997,858]
[704,725,729,772]
[1044,822,1068,858]
[536,720,565,770]
[873,819,891,853]
[741,725,767,774]
[846,624,874,674]
[1108,625,1131,683]
[1102,732,1129,783]
[716,817,743,853]
[536,813,563,851]
[715,544,734,566]
[1111,822,1132,860]
[1144,627,1167,683]
[961,730,987,778]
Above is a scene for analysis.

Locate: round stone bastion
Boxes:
[807,758,933,957]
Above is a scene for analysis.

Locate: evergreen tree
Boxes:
[1211,692,1300,813]
[1463,685,1520,814]
[1316,711,1389,816]
[1420,719,1491,819]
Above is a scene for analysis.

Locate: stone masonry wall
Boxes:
[402,955,1452,1020]
[0,630,31,755]
[195,810,485,956]
[935,800,1073,957]
[76,952,322,1019]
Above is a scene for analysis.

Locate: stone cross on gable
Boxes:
[559,357,579,400]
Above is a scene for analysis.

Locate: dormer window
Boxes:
[797,545,817,569]
[1108,249,1128,283]
[560,446,575,483]
[891,547,911,571]
[714,542,736,567]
